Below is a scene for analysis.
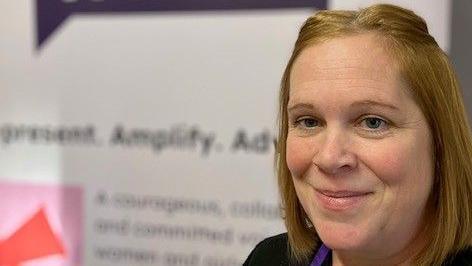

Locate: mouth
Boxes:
[318,189,372,198]
[314,189,373,211]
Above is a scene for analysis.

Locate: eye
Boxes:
[360,117,388,130]
[296,117,319,128]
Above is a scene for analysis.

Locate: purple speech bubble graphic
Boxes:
[36,0,327,49]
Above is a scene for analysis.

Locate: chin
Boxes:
[315,220,372,251]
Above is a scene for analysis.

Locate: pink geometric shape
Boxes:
[0,182,83,266]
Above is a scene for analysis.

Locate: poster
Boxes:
[0,0,453,265]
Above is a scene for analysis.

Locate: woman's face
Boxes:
[286,33,433,259]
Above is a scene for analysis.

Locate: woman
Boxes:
[244,4,472,266]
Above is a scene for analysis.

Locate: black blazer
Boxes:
[243,233,472,266]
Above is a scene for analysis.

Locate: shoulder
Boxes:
[243,233,291,266]
[445,247,472,266]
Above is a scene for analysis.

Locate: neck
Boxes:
[332,251,414,266]
[331,227,428,266]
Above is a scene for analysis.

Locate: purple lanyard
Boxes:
[310,244,330,266]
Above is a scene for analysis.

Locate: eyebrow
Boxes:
[288,103,316,112]
[350,100,399,110]
[288,100,399,112]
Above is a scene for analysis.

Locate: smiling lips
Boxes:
[315,189,373,211]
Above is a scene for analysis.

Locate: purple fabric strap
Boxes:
[310,244,330,266]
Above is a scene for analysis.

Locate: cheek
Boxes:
[368,145,409,182]
[362,135,433,188]
[286,135,314,177]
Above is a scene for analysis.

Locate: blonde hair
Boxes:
[277,4,472,265]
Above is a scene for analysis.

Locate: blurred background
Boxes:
[0,0,470,265]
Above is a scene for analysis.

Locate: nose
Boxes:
[312,128,358,176]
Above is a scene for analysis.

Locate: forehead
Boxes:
[291,33,394,83]
[289,33,404,102]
